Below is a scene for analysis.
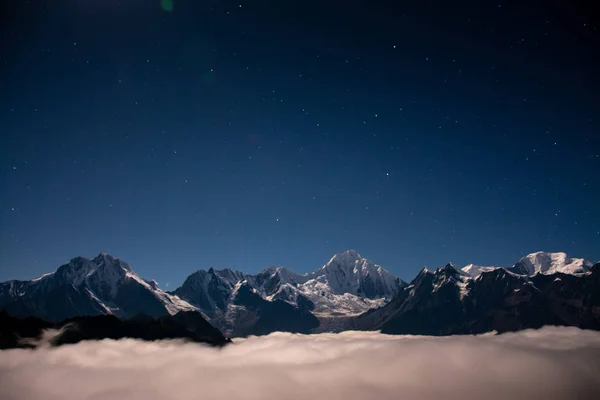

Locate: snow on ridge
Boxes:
[462,264,499,278]
[513,251,592,276]
[461,252,592,278]
[315,250,400,298]
[123,271,199,315]
[31,272,55,282]
[153,290,199,315]
[11,253,202,318]
[85,288,113,315]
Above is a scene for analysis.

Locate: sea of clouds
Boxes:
[1,326,600,399]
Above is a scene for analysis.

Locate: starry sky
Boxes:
[1,0,599,288]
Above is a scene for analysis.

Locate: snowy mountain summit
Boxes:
[174,250,405,327]
[277,249,405,317]
[461,251,593,278]
[461,264,499,278]
[508,251,593,276]
[0,253,197,322]
[318,250,401,299]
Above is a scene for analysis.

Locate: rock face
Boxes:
[0,311,230,349]
[211,282,319,337]
[172,268,245,318]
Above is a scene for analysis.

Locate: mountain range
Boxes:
[0,250,598,338]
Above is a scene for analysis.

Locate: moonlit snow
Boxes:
[1,327,599,400]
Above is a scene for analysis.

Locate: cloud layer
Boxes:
[1,327,600,400]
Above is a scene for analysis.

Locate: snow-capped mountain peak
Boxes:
[252,266,308,289]
[508,251,593,276]
[93,253,132,271]
[172,250,406,325]
[314,250,403,300]
[210,268,247,285]
[461,264,499,277]
[438,263,467,275]
[0,253,199,322]
[54,253,133,288]
[323,249,363,268]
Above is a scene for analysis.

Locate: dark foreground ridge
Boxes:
[0,311,231,349]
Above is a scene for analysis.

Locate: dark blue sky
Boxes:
[1,0,599,288]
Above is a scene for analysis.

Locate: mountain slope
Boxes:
[353,262,600,335]
[211,281,319,337]
[507,251,593,276]
[300,250,405,315]
[171,250,405,335]
[172,268,245,318]
[0,254,198,322]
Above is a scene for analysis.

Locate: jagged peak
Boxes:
[341,249,361,258]
[440,263,456,271]
[92,253,113,263]
[188,269,209,278]
[410,267,433,284]
[475,266,518,281]
[437,263,469,277]
[93,253,132,272]
[67,255,89,265]
[325,249,364,267]
[261,265,289,274]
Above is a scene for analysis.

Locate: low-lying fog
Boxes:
[1,327,599,399]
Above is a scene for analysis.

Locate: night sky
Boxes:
[1,0,599,287]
